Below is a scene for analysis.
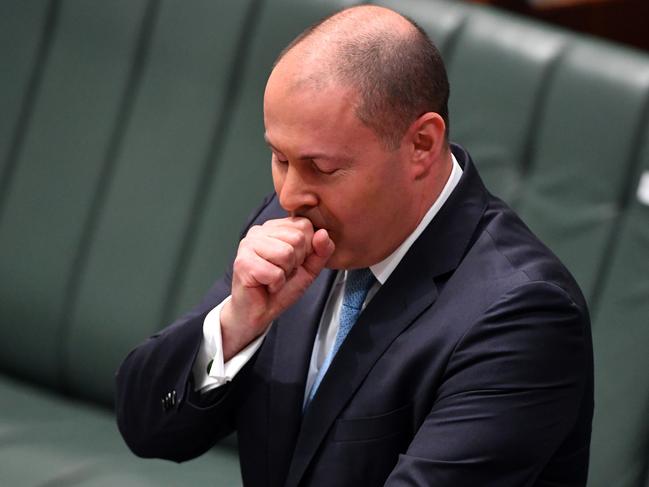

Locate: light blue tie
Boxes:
[305,268,376,407]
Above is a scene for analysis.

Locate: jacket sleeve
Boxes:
[385,281,593,486]
[115,270,242,462]
[114,193,280,462]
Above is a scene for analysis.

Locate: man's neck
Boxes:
[369,153,462,285]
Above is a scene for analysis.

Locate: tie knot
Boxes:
[343,268,375,311]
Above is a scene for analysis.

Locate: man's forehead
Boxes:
[264,79,361,134]
[266,61,337,103]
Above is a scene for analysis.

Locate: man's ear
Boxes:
[405,112,447,179]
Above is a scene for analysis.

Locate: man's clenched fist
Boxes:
[220,217,335,361]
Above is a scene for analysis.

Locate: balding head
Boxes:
[272,5,450,150]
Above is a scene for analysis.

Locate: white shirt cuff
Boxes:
[192,296,269,393]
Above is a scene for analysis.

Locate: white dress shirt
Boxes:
[192,155,463,397]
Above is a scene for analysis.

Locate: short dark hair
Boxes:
[275,12,450,150]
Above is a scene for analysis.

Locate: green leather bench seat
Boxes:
[0,377,240,486]
[1,0,649,486]
[588,129,649,487]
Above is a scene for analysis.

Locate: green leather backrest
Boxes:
[171,0,359,317]
[0,0,150,387]
[444,9,567,201]
[62,0,255,404]
[515,40,649,302]
[588,125,649,487]
[0,1,50,189]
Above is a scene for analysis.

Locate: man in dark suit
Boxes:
[116,5,593,486]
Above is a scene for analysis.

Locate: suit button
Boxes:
[161,390,177,412]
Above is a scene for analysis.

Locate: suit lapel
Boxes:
[283,144,489,487]
[267,268,336,487]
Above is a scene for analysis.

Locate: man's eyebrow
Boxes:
[263,134,350,162]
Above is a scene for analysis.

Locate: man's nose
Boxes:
[277,165,317,213]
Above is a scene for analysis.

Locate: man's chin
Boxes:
[323,250,345,270]
[324,251,366,271]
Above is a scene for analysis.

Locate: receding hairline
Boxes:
[274,5,419,72]
[271,5,451,149]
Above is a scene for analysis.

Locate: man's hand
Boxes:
[220,217,335,361]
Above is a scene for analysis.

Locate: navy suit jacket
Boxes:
[116,144,593,486]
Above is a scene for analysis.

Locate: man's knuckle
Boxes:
[291,230,306,247]
[233,256,248,273]
[238,240,249,253]
[278,243,294,261]
[247,224,263,236]
[272,266,285,281]
[298,219,312,231]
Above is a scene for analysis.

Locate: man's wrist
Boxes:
[220,298,268,362]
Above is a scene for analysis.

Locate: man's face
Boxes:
[263,74,419,270]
